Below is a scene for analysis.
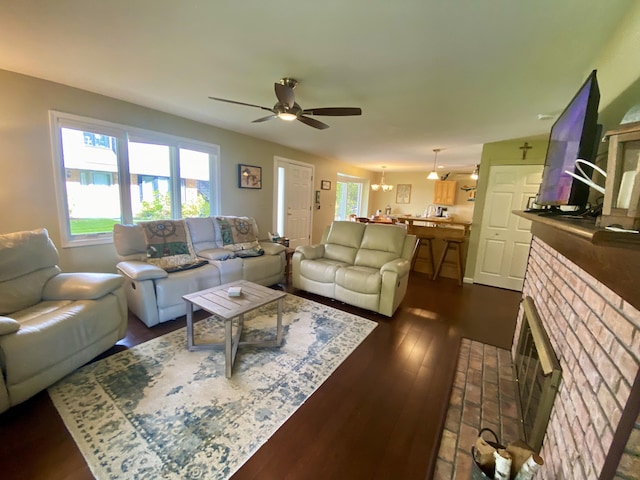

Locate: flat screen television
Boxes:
[536,69,601,211]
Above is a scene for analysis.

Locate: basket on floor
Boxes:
[470,428,505,480]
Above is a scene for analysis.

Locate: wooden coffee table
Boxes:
[183,280,287,378]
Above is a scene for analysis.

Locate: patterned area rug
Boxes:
[48,294,376,480]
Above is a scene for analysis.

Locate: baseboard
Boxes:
[463,276,474,284]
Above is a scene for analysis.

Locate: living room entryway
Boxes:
[274,156,314,249]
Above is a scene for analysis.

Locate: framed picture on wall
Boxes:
[321,180,331,190]
[396,184,411,204]
[238,164,262,189]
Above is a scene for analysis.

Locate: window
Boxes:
[50,111,220,247]
[334,174,367,220]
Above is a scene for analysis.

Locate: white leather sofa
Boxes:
[113,216,285,327]
[0,228,127,413]
[292,221,416,316]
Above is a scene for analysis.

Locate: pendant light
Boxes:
[471,164,479,180]
[427,149,441,180]
[371,166,393,192]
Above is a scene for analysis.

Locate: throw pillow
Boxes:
[139,220,198,271]
[214,217,264,256]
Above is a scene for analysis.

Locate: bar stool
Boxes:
[411,234,436,275]
[433,236,465,285]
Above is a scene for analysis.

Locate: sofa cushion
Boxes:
[1,299,122,385]
[335,266,382,295]
[185,217,220,252]
[214,216,264,256]
[139,220,199,271]
[242,254,284,283]
[354,224,407,269]
[323,221,366,264]
[299,258,350,284]
[0,229,61,314]
[112,224,147,259]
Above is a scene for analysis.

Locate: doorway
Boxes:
[474,165,543,291]
[274,156,314,249]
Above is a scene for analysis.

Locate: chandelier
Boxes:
[471,164,479,180]
[427,149,441,180]
[371,166,393,192]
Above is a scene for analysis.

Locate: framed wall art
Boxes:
[321,180,331,190]
[238,164,262,189]
[396,184,411,204]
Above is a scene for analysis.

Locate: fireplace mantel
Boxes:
[514,211,640,312]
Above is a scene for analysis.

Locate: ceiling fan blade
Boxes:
[208,96,273,113]
[252,115,278,123]
[274,83,295,109]
[302,107,362,116]
[297,115,329,130]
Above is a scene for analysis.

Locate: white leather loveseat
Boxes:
[113,216,285,327]
[0,228,127,413]
[292,221,416,316]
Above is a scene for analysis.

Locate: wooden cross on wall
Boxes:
[519,142,533,160]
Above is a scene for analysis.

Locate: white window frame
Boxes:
[49,111,221,248]
[335,173,368,220]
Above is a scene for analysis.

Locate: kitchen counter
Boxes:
[395,216,472,233]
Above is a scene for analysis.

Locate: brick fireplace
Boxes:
[513,217,640,479]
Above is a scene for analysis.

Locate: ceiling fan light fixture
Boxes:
[427,149,441,180]
[471,164,479,180]
[277,112,297,121]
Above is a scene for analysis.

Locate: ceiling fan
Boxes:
[208,77,362,130]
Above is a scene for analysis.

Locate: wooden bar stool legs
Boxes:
[433,238,464,285]
[411,236,435,275]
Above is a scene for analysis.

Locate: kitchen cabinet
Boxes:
[433,180,457,205]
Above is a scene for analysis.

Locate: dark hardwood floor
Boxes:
[0,273,521,480]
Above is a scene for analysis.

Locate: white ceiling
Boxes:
[0,0,634,173]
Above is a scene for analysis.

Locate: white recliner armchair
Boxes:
[0,228,127,413]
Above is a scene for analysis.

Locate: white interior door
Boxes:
[474,165,543,291]
[274,157,313,249]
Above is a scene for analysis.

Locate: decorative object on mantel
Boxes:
[395,184,411,203]
[238,163,262,189]
[519,141,532,160]
[321,179,331,190]
[371,166,393,192]
[596,121,640,230]
[427,149,441,180]
[621,103,640,124]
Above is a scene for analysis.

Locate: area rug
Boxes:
[48,294,376,480]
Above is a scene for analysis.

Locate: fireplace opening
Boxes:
[514,296,562,452]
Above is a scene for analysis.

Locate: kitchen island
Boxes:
[396,217,472,282]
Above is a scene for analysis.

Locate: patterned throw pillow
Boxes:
[214,217,264,257]
[139,220,200,271]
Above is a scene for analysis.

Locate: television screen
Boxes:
[537,70,600,208]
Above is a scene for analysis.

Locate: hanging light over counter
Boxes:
[471,164,479,180]
[427,149,441,180]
